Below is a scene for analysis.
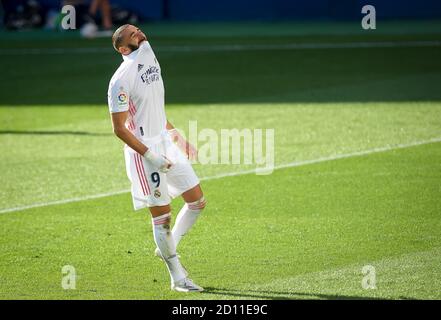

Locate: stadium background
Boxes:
[23,0,441,21]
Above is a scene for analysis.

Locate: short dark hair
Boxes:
[112,24,130,52]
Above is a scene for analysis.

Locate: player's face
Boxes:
[121,25,147,53]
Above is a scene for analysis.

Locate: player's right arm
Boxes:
[111,112,172,171]
[108,79,171,171]
[111,111,147,155]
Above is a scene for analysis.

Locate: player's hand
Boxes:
[184,142,198,161]
[169,129,198,161]
[143,149,173,172]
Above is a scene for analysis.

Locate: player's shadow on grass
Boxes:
[0,130,111,136]
[203,287,411,300]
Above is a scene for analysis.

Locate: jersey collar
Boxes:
[122,48,140,61]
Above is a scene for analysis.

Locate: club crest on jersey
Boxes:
[154,190,161,198]
[137,64,144,72]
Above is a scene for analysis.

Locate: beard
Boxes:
[127,35,147,52]
[137,34,147,44]
[127,43,139,51]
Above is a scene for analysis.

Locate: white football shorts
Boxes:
[124,131,200,210]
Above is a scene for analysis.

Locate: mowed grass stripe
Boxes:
[1,136,441,215]
[0,142,439,299]
[1,40,441,55]
[205,247,441,300]
[264,246,441,300]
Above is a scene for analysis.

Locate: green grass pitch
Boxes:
[0,21,440,299]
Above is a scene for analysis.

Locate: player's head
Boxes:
[112,24,147,55]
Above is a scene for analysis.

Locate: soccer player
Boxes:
[107,25,206,292]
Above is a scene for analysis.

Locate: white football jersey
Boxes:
[108,41,166,138]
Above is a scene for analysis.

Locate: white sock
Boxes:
[152,213,186,283]
[172,197,206,247]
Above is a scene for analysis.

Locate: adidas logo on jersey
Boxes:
[138,64,144,72]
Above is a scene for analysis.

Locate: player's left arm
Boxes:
[166,120,198,161]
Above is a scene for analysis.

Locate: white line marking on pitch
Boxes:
[0,40,440,55]
[0,137,440,214]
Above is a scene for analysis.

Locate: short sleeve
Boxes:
[107,78,130,113]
